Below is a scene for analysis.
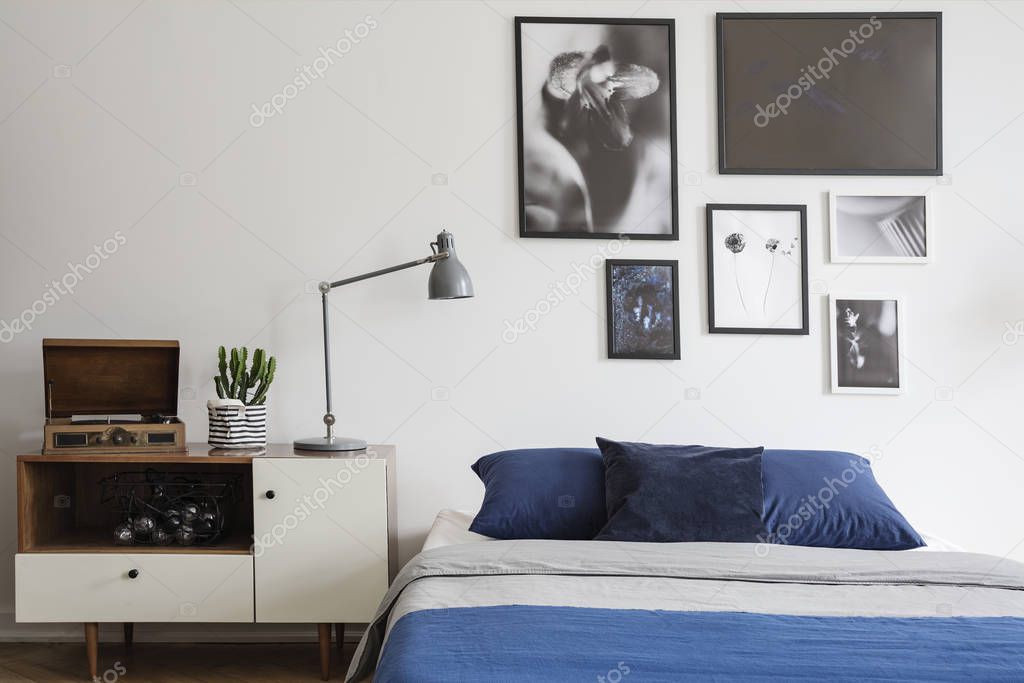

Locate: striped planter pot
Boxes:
[207,399,267,449]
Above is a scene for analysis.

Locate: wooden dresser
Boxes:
[15,443,396,681]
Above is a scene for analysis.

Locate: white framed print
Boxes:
[829,192,932,264]
[829,294,905,395]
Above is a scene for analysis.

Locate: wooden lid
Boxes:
[43,339,180,418]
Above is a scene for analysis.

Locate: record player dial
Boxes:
[102,426,138,447]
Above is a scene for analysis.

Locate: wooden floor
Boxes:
[0,641,357,682]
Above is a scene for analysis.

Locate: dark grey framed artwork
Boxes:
[606,259,680,360]
[516,17,678,239]
[717,12,942,175]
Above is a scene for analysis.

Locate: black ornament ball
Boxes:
[114,523,134,545]
[151,527,173,545]
[196,511,218,534]
[181,502,200,524]
[133,515,156,536]
[175,524,196,546]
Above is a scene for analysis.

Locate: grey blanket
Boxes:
[347,540,1024,681]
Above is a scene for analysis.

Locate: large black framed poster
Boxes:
[717,12,942,175]
[516,17,678,239]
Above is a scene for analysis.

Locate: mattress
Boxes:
[345,512,989,681]
[352,539,1024,681]
[420,509,488,551]
[421,508,965,552]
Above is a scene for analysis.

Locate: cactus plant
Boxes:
[214,346,276,405]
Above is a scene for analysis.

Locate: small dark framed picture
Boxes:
[830,294,904,394]
[605,259,680,360]
[829,192,931,263]
[515,17,678,239]
[706,204,808,335]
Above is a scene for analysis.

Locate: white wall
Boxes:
[1,0,1023,637]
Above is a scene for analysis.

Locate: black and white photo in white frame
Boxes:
[706,204,808,335]
[830,193,931,263]
[829,294,905,394]
[515,17,678,240]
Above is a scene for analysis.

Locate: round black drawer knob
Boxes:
[265,490,276,499]
[127,569,139,579]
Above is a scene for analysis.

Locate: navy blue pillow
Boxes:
[469,448,606,540]
[761,450,924,550]
[595,438,768,543]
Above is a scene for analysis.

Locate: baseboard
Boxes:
[0,612,364,643]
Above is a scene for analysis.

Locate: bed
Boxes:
[348,510,1024,682]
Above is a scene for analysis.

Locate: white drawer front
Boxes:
[16,554,254,623]
[253,458,388,623]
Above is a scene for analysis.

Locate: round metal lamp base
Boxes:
[294,436,367,452]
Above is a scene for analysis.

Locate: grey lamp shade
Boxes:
[428,230,474,300]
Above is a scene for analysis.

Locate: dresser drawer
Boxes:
[15,553,254,623]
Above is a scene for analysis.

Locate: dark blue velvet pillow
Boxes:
[761,450,924,550]
[594,438,768,543]
[469,448,606,540]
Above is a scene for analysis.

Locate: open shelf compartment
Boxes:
[18,458,253,555]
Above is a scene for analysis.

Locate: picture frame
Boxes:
[515,17,678,240]
[829,294,905,395]
[706,204,809,335]
[829,192,932,264]
[605,259,680,360]
[716,12,943,175]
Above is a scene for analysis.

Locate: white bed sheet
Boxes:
[421,508,964,552]
[421,509,489,551]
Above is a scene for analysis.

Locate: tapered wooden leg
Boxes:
[123,623,134,647]
[84,622,98,681]
[318,623,331,680]
[334,623,345,653]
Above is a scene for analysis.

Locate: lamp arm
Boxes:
[326,251,449,290]
[315,249,451,441]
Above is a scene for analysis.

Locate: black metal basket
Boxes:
[99,469,243,547]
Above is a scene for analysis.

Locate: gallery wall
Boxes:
[1,0,1023,638]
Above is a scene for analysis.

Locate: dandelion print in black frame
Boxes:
[515,17,678,240]
[706,204,809,335]
[606,259,680,360]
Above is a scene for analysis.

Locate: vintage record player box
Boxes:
[42,339,186,454]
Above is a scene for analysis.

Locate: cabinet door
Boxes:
[252,457,388,623]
